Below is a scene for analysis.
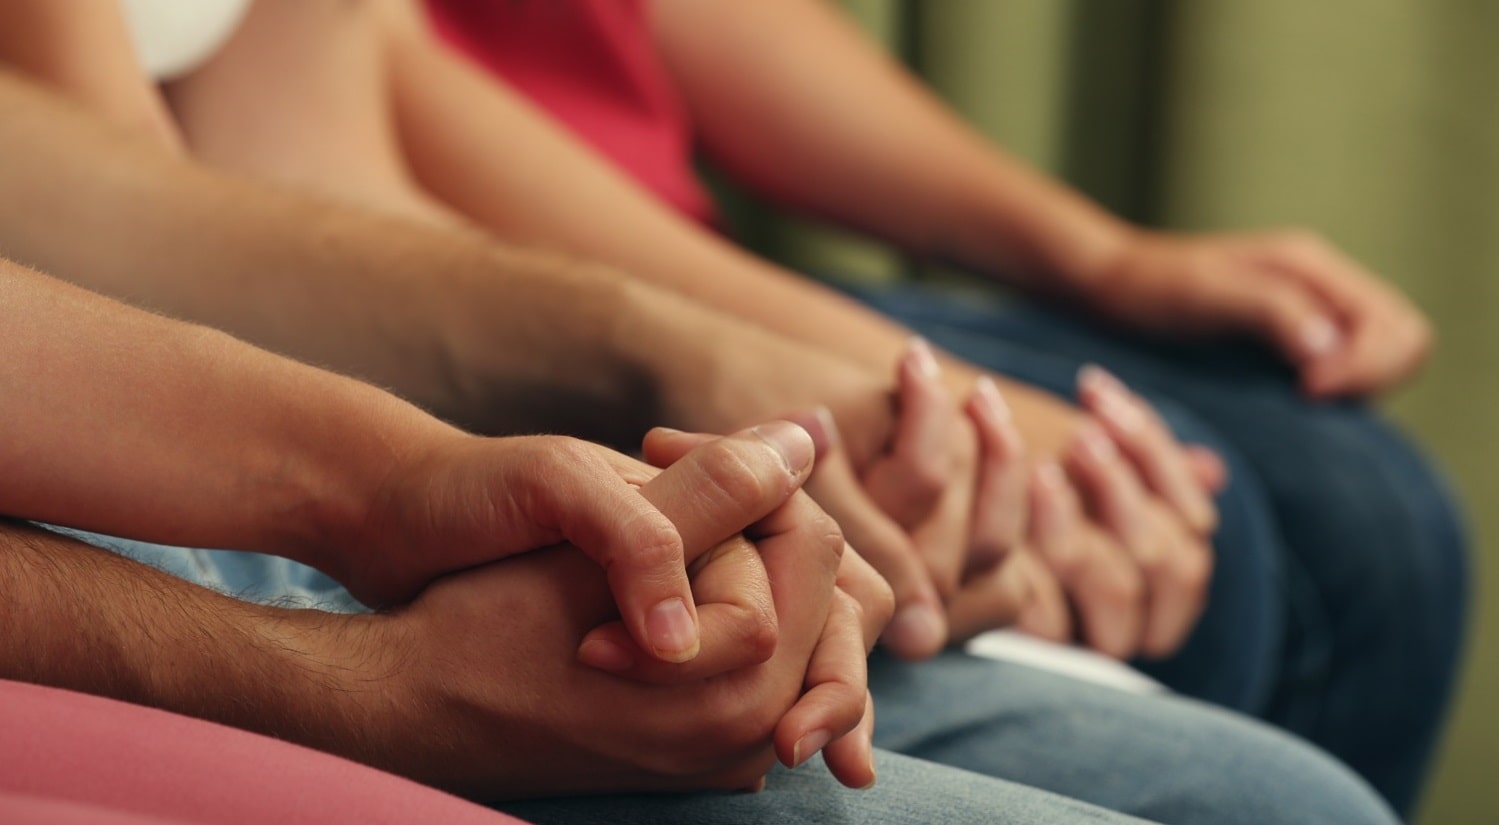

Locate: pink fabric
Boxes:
[424,0,716,225]
[0,679,525,825]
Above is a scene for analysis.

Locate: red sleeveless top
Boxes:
[424,0,716,225]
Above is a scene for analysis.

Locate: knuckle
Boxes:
[808,507,848,561]
[699,440,778,508]
[867,576,896,630]
[741,603,780,664]
[719,703,779,752]
[1173,545,1214,595]
[1276,228,1326,255]
[1413,316,1435,356]
[533,435,595,470]
[621,518,684,569]
[901,458,949,505]
[1043,541,1087,579]
[1099,568,1145,611]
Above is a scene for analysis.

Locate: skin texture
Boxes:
[0,3,1013,660]
[0,258,892,794]
[0,433,889,798]
[0,0,1230,659]
[648,0,1431,399]
[166,0,1215,658]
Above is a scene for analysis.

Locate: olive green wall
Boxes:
[745,3,1499,821]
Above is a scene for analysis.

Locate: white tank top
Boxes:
[118,0,253,81]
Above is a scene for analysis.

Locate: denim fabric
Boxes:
[845,282,1469,815]
[49,527,362,613]
[62,530,1399,824]
[498,654,1399,825]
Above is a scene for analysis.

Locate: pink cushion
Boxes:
[0,680,525,825]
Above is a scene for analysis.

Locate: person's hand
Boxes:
[952,362,1214,659]
[357,424,889,798]
[681,333,978,661]
[1082,228,1432,398]
[332,424,807,667]
[582,425,894,788]
[944,376,1072,645]
[800,339,1018,661]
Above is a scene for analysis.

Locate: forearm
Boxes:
[0,520,396,766]
[650,0,1132,293]
[0,0,182,148]
[0,71,662,441]
[387,23,1078,446]
[0,257,465,568]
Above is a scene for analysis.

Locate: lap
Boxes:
[868,652,1398,825]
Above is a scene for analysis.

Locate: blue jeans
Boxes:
[845,282,1470,815]
[67,533,1398,825]
[500,656,1399,825]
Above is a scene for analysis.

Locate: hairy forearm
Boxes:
[650,0,1132,293]
[0,71,664,440]
[0,257,463,568]
[0,521,395,764]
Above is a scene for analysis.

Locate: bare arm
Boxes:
[0,0,183,147]
[0,519,392,762]
[0,69,732,444]
[0,255,439,567]
[2,255,741,660]
[0,426,888,796]
[650,0,1430,397]
[377,1,1087,447]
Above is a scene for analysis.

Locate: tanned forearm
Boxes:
[384,5,1083,449]
[0,257,458,569]
[650,0,1133,295]
[0,0,183,148]
[0,520,395,765]
[0,70,669,441]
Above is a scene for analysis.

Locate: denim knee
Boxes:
[871,654,1400,825]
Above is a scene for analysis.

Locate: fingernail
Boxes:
[739,776,768,794]
[882,603,946,656]
[814,406,842,449]
[647,598,699,662]
[577,638,635,672]
[973,376,1011,426]
[782,406,840,459]
[792,729,833,767]
[1301,317,1341,358]
[1098,393,1146,436]
[1078,364,1126,395]
[753,420,815,474]
[906,337,942,381]
[1076,421,1116,461]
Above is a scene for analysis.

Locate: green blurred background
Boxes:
[734,2,1497,821]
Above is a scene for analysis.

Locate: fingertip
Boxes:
[904,336,942,382]
[791,729,834,769]
[752,420,816,475]
[970,375,1012,427]
[781,405,840,460]
[1298,316,1342,361]
[577,636,636,672]
[641,426,715,467]
[881,602,947,660]
[646,597,701,663]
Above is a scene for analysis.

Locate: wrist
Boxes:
[278,387,466,591]
[942,165,1138,296]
